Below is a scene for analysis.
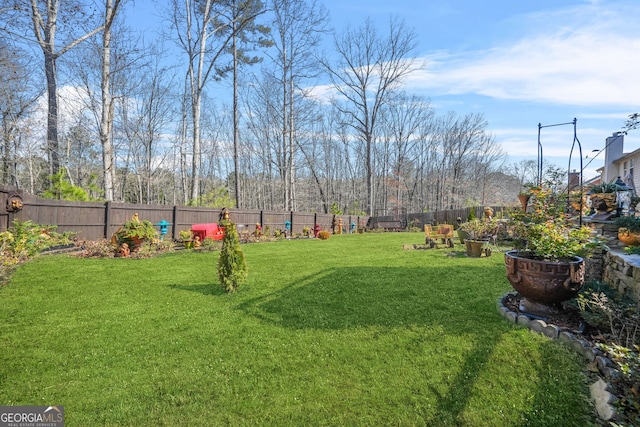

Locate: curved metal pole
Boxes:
[538,119,575,187]
[538,118,584,225]
[567,118,583,226]
[537,123,543,186]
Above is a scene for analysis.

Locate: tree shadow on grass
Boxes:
[237,266,503,333]
[235,266,501,422]
[236,265,591,424]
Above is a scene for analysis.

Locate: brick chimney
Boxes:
[603,132,624,183]
[568,170,580,190]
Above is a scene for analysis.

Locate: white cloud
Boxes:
[305,84,336,105]
[406,2,640,108]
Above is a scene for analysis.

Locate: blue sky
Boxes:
[133,0,639,179]
[322,0,640,179]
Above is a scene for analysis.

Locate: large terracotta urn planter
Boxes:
[504,250,585,315]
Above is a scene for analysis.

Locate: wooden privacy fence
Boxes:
[370,205,510,229]
[0,185,368,241]
[0,185,509,241]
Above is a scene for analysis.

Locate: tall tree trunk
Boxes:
[30,0,103,178]
[191,95,202,202]
[366,134,373,215]
[44,53,59,176]
[100,0,119,201]
[232,31,241,208]
[288,75,295,211]
[282,55,289,210]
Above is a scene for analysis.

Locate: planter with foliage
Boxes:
[179,229,194,248]
[614,215,640,246]
[112,214,158,251]
[505,187,597,314]
[517,193,531,211]
[458,218,498,257]
[587,181,620,213]
[505,250,585,314]
[517,183,542,211]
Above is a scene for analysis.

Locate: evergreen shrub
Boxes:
[217,220,248,293]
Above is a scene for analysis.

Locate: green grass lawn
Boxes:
[0,233,594,426]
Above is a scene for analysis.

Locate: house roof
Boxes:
[612,146,640,164]
[584,175,601,187]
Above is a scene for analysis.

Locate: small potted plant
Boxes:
[614,215,640,246]
[112,213,158,251]
[179,229,194,248]
[458,218,498,257]
[517,183,540,211]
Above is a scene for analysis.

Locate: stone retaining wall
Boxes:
[584,219,620,248]
[602,250,640,305]
[583,218,640,305]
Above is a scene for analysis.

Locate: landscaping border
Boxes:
[497,292,619,422]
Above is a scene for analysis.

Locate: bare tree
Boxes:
[511,159,538,188]
[66,5,155,202]
[322,16,419,215]
[242,70,283,209]
[222,0,271,208]
[99,0,126,200]
[267,0,328,210]
[169,0,238,204]
[110,52,176,204]
[378,93,433,212]
[0,39,41,185]
[59,118,101,195]
[2,0,104,177]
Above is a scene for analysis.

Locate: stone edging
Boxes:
[496,293,619,422]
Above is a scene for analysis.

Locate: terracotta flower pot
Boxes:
[504,250,585,315]
[618,229,640,246]
[517,194,531,211]
[465,240,484,257]
[127,236,145,251]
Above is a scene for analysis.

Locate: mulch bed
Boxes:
[502,292,590,335]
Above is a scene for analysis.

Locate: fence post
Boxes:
[172,205,179,240]
[290,211,294,234]
[104,201,112,239]
[260,210,264,227]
